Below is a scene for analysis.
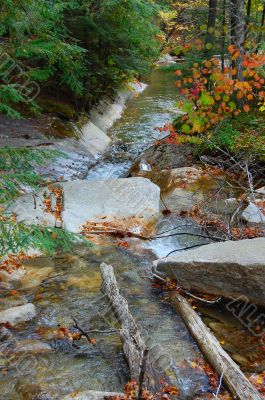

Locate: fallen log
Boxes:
[169,292,262,400]
[100,262,146,381]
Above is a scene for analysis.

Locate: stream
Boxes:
[0,69,263,400]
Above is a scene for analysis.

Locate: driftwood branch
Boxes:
[100,262,146,381]
[73,317,97,346]
[169,292,262,400]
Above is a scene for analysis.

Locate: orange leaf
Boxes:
[232,51,240,60]
[228,44,235,53]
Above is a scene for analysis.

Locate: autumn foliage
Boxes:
[172,48,265,143]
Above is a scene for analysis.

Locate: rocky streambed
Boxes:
[1,68,265,399]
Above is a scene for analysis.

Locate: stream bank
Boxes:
[1,68,265,399]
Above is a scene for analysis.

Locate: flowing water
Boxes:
[0,69,262,400]
[86,69,179,180]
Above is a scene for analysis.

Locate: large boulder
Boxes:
[10,178,160,236]
[153,238,265,307]
[0,303,36,325]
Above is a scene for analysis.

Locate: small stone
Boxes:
[256,186,265,195]
[242,202,265,224]
[0,303,36,325]
[0,267,25,283]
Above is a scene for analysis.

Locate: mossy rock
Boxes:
[38,99,78,119]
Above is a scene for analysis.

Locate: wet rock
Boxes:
[130,166,202,193]
[19,266,54,289]
[163,188,201,213]
[256,186,265,195]
[129,142,195,175]
[63,391,124,400]
[0,303,36,325]
[36,140,97,182]
[154,238,265,307]
[168,167,203,183]
[67,272,101,291]
[10,177,160,236]
[16,382,57,400]
[242,202,265,224]
[0,294,28,311]
[0,267,25,283]
[89,82,147,132]
[80,122,111,156]
[14,339,53,354]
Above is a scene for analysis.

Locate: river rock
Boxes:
[0,266,25,283]
[242,202,265,224]
[256,186,265,195]
[15,382,57,400]
[0,303,36,325]
[10,178,160,236]
[63,391,124,400]
[163,188,199,213]
[19,266,54,290]
[130,167,202,192]
[14,339,53,354]
[67,271,101,291]
[129,143,195,175]
[153,238,265,307]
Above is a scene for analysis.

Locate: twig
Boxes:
[160,194,170,212]
[155,224,195,236]
[72,317,96,345]
[213,371,224,399]
[228,201,244,235]
[153,272,222,304]
[153,232,224,241]
[166,242,212,257]
[184,291,222,304]
[82,328,118,334]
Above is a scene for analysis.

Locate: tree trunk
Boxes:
[245,0,252,41]
[257,2,265,45]
[205,0,218,50]
[230,0,245,81]
[221,0,227,71]
[170,292,263,400]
